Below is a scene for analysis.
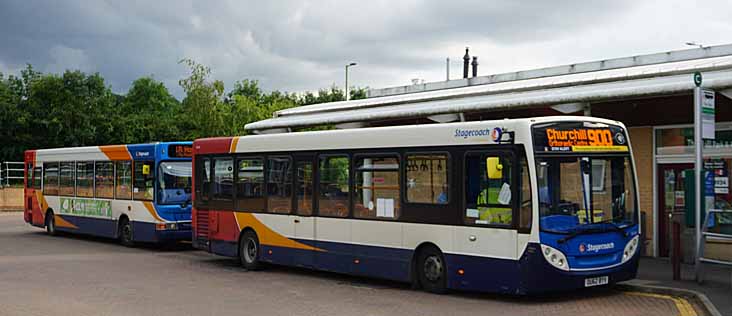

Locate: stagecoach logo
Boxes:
[491,128,502,142]
[454,128,491,139]
[135,151,150,157]
[614,133,626,145]
[579,242,615,253]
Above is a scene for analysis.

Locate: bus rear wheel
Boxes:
[417,246,447,294]
[239,230,261,270]
[45,210,57,236]
[118,218,134,247]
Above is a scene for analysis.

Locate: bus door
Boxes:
[293,157,316,268]
[313,155,353,274]
[457,152,518,262]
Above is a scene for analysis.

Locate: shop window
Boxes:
[58,162,75,196]
[115,161,132,200]
[406,154,449,204]
[464,153,513,226]
[133,161,154,201]
[236,157,263,211]
[354,156,400,220]
[267,156,292,214]
[43,162,59,195]
[213,158,234,201]
[76,161,94,198]
[318,156,350,217]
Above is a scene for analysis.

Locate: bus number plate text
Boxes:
[584,276,609,287]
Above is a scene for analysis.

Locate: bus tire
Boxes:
[239,230,261,271]
[118,217,135,247]
[417,246,448,294]
[45,210,57,236]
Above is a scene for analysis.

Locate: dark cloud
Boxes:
[1,0,729,98]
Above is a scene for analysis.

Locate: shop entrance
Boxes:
[657,163,693,257]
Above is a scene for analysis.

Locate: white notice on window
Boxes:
[377,198,386,217]
[384,199,394,218]
[498,183,511,205]
[466,208,479,218]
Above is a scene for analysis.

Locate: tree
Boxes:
[118,77,182,143]
[178,59,227,138]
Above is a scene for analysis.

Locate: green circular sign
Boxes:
[694,72,702,87]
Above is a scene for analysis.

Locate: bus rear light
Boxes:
[457,269,465,275]
[353,259,360,264]
[267,250,273,255]
[155,223,178,230]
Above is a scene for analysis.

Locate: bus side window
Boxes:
[296,161,313,216]
[133,161,155,201]
[196,158,211,204]
[33,166,42,190]
[95,161,114,199]
[519,155,532,233]
[464,153,513,226]
[76,161,94,198]
[58,162,75,196]
[405,154,449,204]
[26,163,33,189]
[43,162,59,196]
[318,156,350,217]
[115,161,133,200]
[212,157,233,201]
[236,157,264,212]
[267,156,292,214]
[354,156,400,220]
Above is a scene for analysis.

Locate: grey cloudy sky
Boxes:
[1,0,730,99]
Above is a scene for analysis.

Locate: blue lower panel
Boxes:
[131,221,192,243]
[204,237,639,295]
[56,215,117,238]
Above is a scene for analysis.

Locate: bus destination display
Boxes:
[533,122,628,153]
[169,144,193,158]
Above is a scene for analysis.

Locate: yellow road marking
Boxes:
[625,291,698,316]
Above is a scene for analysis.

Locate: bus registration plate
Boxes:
[584,276,609,287]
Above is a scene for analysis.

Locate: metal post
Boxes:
[694,87,702,279]
[673,220,681,280]
[446,57,450,81]
[345,62,357,101]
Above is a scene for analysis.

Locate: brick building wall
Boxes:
[628,127,655,256]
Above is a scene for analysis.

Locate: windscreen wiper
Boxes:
[557,227,602,244]
[595,217,629,238]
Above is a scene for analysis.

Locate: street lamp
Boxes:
[345,62,357,101]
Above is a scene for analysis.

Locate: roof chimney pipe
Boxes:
[471,56,478,78]
[462,47,470,79]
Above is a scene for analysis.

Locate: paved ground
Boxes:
[0,213,705,316]
[634,257,731,316]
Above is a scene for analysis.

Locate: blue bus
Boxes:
[24,142,193,246]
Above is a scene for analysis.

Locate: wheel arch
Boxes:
[410,242,445,286]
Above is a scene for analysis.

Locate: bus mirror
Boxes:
[487,157,503,179]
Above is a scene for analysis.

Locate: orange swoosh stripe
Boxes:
[54,215,78,229]
[143,202,165,222]
[234,213,324,252]
[100,145,132,160]
[229,137,239,153]
[35,191,48,220]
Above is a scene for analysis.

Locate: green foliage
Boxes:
[0,60,368,162]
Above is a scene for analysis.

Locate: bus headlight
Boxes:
[540,244,569,271]
[622,235,640,263]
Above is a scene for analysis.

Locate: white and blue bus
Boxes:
[24,142,193,246]
[192,116,640,294]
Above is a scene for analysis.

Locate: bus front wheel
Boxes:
[45,210,57,236]
[417,246,447,294]
[118,218,134,247]
[239,230,261,270]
